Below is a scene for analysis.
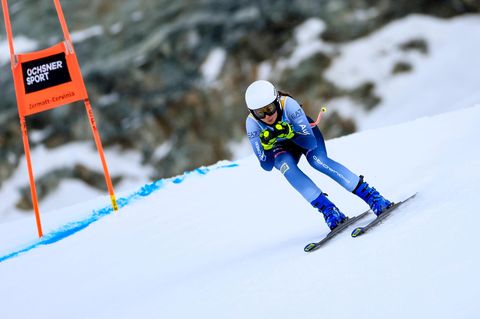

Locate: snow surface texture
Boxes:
[0,162,238,263]
[0,142,153,221]
[1,13,480,318]
[0,105,479,319]
[325,14,480,130]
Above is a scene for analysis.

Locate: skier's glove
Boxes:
[260,129,277,150]
[273,121,295,139]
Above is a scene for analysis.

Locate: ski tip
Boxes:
[304,243,317,252]
[351,227,364,238]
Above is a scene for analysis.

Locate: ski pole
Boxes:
[310,106,327,127]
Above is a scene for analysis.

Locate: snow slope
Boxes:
[325,14,480,130]
[0,142,153,221]
[1,104,479,319]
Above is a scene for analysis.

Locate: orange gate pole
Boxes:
[1,0,119,240]
[20,117,44,237]
[53,0,72,45]
[2,0,44,237]
[84,99,119,212]
[53,0,118,212]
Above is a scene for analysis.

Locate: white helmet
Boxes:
[245,80,278,110]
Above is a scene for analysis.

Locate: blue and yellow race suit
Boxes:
[246,95,361,203]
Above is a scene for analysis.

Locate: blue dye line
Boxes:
[0,162,239,263]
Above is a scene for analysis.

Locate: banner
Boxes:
[13,42,88,116]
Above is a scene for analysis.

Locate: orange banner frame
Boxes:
[12,41,88,116]
[1,0,118,238]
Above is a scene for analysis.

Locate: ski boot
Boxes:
[311,193,347,230]
[353,175,393,216]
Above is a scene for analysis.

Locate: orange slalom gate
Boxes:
[1,0,119,238]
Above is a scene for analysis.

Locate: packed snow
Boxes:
[1,12,480,319]
[0,104,479,319]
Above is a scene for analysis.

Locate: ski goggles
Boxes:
[252,103,277,119]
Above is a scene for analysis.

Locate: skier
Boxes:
[245,80,392,230]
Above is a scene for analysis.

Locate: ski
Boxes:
[304,210,370,252]
[351,193,417,238]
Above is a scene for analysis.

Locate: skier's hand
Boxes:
[274,121,295,139]
[260,129,277,150]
